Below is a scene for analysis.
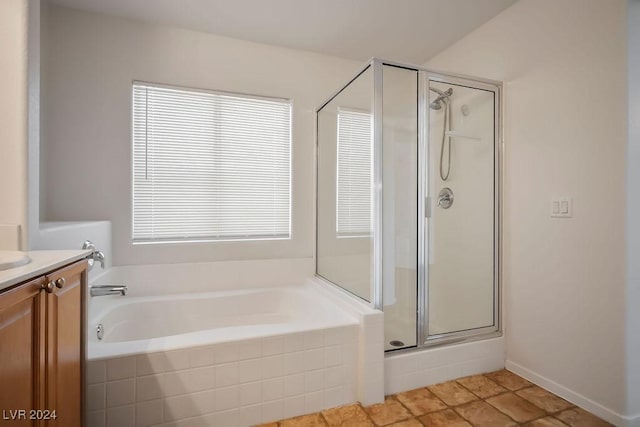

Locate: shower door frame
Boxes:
[314,58,503,351]
[419,69,503,348]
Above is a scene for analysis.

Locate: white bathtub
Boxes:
[88,285,358,360]
[85,259,384,427]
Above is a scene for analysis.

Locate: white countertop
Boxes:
[0,250,92,292]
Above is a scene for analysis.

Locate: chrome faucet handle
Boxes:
[437,187,454,209]
[82,240,96,251]
[82,241,106,270]
[94,251,106,269]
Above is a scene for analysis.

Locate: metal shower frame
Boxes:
[315,58,503,351]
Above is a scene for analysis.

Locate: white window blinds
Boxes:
[336,108,373,237]
[132,83,291,242]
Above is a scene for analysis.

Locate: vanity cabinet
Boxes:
[0,259,86,426]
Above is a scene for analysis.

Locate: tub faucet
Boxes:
[83,240,105,269]
[90,285,127,297]
[91,250,106,269]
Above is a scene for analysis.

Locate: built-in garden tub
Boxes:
[85,260,383,427]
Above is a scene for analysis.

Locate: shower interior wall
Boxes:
[427,81,496,337]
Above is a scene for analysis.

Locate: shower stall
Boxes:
[316,59,501,351]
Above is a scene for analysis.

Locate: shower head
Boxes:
[430,87,453,97]
[429,87,453,110]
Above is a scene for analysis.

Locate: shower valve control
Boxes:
[437,188,454,209]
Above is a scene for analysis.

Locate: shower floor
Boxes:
[384,314,416,351]
[383,268,419,351]
[262,369,612,427]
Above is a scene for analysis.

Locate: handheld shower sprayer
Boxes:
[429,87,454,181]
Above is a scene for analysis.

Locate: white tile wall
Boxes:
[87,360,106,384]
[358,311,385,405]
[106,379,135,407]
[107,357,136,381]
[87,326,358,427]
[384,336,505,395]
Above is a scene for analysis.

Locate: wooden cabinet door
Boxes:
[45,260,86,427]
[0,277,46,426]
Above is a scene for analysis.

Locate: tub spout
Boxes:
[90,285,127,297]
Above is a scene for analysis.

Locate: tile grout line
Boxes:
[421,383,482,427]
[446,374,537,426]
[356,402,379,427]
[475,374,544,425]
[478,384,576,426]
[266,370,610,427]
[387,393,418,423]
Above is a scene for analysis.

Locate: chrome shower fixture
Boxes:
[430,86,454,180]
[429,87,453,110]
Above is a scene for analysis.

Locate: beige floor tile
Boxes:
[280,412,327,427]
[419,409,472,426]
[387,419,424,427]
[516,386,574,413]
[395,388,448,416]
[456,375,507,398]
[270,371,610,427]
[364,397,413,426]
[523,416,570,427]
[484,370,532,391]
[321,404,374,427]
[428,382,478,406]
[555,408,614,427]
[454,400,517,427]
[486,393,546,423]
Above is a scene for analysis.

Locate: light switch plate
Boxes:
[551,197,572,218]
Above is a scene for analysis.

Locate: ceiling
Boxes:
[48,0,516,64]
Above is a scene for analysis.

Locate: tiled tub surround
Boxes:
[87,327,359,427]
[86,260,383,426]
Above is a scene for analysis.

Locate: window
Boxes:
[336,108,372,237]
[132,82,291,243]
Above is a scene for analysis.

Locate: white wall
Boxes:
[0,0,29,250]
[427,0,628,423]
[41,6,360,266]
[27,0,41,250]
[627,1,640,423]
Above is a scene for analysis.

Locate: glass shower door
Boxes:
[381,65,418,350]
[317,66,374,303]
[425,77,499,340]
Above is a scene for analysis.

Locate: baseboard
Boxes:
[506,360,640,427]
